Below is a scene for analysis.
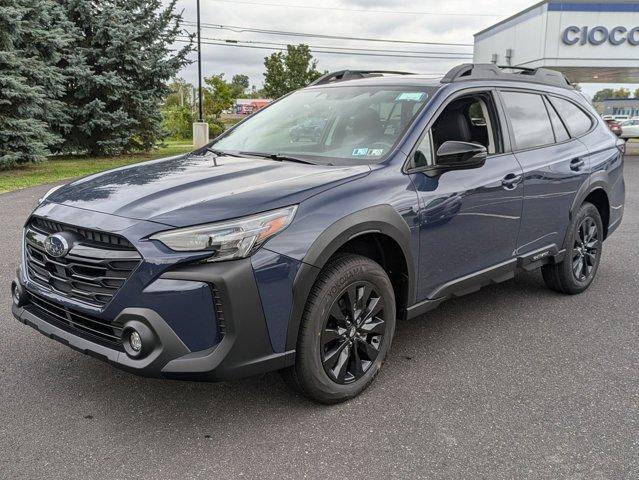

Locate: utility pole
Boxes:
[192,0,209,149]
[197,0,203,122]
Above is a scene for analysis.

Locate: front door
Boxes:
[410,90,524,300]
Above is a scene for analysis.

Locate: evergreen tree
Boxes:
[57,0,192,155]
[0,0,71,169]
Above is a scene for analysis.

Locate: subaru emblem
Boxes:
[44,233,71,258]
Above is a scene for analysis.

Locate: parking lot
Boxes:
[1,158,637,479]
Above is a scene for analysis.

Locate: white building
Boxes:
[473,1,639,83]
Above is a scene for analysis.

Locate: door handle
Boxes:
[501,173,523,190]
[570,158,585,171]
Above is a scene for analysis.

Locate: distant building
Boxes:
[473,0,639,84]
[599,98,639,118]
[234,98,272,115]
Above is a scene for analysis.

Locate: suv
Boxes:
[11,64,625,403]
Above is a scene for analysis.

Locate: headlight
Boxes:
[38,184,65,204]
[150,205,298,262]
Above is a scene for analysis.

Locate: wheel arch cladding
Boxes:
[285,205,415,351]
[583,188,610,239]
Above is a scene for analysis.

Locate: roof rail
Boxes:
[310,70,414,86]
[441,63,573,89]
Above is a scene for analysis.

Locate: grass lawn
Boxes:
[0,141,193,194]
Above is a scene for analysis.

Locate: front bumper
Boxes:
[12,257,295,381]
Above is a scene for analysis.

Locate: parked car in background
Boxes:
[604,118,622,136]
[620,118,639,139]
[614,115,630,122]
[12,64,625,404]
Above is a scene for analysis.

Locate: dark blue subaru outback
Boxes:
[12,64,625,403]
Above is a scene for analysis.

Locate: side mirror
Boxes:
[435,141,487,170]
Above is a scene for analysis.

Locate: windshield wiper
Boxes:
[203,147,242,157]
[239,151,314,165]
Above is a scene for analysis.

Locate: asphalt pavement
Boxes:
[0,159,637,479]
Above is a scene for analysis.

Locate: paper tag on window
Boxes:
[395,92,427,102]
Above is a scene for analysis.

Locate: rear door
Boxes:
[499,90,591,256]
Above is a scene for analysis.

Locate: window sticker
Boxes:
[352,148,369,156]
[395,92,427,102]
[352,147,384,157]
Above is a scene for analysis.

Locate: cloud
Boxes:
[167,0,635,94]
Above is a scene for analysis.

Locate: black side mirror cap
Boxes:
[435,141,487,170]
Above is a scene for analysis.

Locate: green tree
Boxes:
[56,0,192,156]
[262,44,323,99]
[230,74,250,97]
[165,78,194,109]
[162,78,194,140]
[203,74,235,118]
[0,0,71,169]
[634,88,639,99]
[593,87,630,102]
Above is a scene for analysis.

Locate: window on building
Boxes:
[501,91,555,150]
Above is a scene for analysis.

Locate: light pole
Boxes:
[192,0,209,148]
[197,0,203,122]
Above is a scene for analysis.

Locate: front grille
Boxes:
[31,217,135,250]
[24,217,141,308]
[26,291,124,350]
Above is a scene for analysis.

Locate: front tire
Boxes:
[542,202,603,295]
[288,254,396,404]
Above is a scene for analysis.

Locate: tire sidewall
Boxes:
[561,203,604,291]
[297,256,396,402]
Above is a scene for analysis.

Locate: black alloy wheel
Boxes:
[321,282,386,384]
[286,253,396,404]
[572,216,599,282]
[542,201,603,295]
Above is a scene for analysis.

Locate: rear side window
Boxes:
[548,96,592,137]
[501,91,555,150]
[544,97,570,142]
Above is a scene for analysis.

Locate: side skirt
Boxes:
[405,245,564,320]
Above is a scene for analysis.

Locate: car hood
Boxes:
[47,154,370,227]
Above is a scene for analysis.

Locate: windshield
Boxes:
[212,85,436,165]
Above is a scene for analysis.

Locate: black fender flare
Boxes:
[285,204,416,351]
[565,173,611,247]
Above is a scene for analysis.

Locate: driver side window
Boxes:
[429,92,502,163]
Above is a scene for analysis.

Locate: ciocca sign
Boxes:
[562,26,639,46]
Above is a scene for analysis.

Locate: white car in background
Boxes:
[620,118,639,139]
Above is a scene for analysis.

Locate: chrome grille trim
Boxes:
[24,218,141,308]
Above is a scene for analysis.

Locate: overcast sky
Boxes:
[167,0,635,98]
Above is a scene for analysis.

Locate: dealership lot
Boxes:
[0,159,637,479]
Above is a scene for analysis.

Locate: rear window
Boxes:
[548,96,592,137]
[501,91,555,150]
[544,97,570,143]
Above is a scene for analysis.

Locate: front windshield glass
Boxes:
[212,85,436,164]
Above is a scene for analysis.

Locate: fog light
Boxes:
[121,321,155,359]
[129,330,142,352]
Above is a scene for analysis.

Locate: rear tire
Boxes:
[542,202,603,295]
[286,254,396,404]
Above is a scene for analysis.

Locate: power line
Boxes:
[201,0,503,17]
[182,22,474,47]
[175,38,471,60]
[179,34,474,57]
